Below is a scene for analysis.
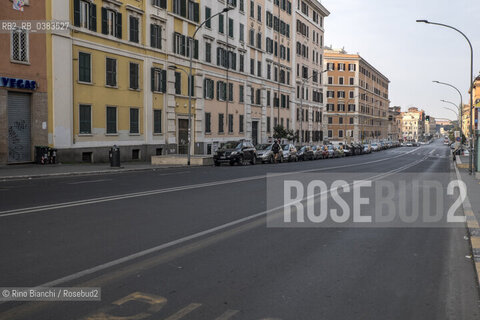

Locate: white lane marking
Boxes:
[214,310,240,320]
[29,153,429,290]
[67,179,112,185]
[164,303,202,320]
[0,148,421,218]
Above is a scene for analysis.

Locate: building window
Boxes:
[328,117,332,124]
[78,52,91,83]
[79,104,91,134]
[173,32,198,59]
[204,78,214,99]
[101,8,121,38]
[228,83,234,102]
[228,114,234,133]
[129,62,139,90]
[205,112,211,133]
[205,42,211,63]
[154,109,162,133]
[267,116,271,132]
[152,0,167,9]
[239,115,244,133]
[106,57,117,87]
[239,23,244,42]
[205,6,211,28]
[328,130,332,138]
[239,54,244,72]
[219,113,224,133]
[249,29,255,46]
[175,72,181,95]
[150,24,162,49]
[129,16,139,43]
[151,68,167,93]
[239,85,244,102]
[257,5,262,21]
[219,14,224,34]
[11,29,28,63]
[228,18,234,37]
[130,108,139,134]
[74,0,97,31]
[106,106,117,134]
[339,130,343,138]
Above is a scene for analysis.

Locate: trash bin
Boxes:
[35,146,49,164]
[49,148,57,164]
[109,145,121,167]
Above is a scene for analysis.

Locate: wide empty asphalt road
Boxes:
[0,140,479,319]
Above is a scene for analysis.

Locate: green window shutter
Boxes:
[161,70,167,93]
[89,3,97,31]
[180,0,187,17]
[101,8,108,34]
[193,2,199,22]
[150,24,156,48]
[74,0,81,27]
[115,12,122,38]
[205,7,211,28]
[151,67,156,92]
[194,39,199,59]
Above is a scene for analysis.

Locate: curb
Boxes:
[454,164,480,287]
[0,165,187,181]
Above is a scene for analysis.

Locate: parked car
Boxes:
[353,143,364,155]
[214,140,257,166]
[312,145,324,160]
[405,142,413,147]
[363,144,372,154]
[325,145,338,158]
[281,144,298,162]
[297,145,315,161]
[256,143,276,164]
[336,145,345,157]
[321,146,330,159]
[370,143,380,151]
[342,144,354,156]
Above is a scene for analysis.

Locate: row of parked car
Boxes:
[213,140,402,166]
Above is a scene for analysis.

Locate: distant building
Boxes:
[323,48,390,143]
[401,107,425,142]
[387,106,402,141]
[425,116,436,136]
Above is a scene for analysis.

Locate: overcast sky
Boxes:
[322,0,480,121]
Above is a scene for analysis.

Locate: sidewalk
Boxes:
[454,156,480,286]
[0,162,184,180]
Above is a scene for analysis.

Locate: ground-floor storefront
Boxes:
[0,85,48,165]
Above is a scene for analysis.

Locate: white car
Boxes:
[405,142,413,147]
[370,143,379,151]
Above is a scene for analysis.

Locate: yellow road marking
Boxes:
[84,292,167,320]
[468,220,480,229]
[470,237,480,249]
[162,303,202,320]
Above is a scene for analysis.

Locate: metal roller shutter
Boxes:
[8,92,31,163]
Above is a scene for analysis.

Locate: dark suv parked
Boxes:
[214,140,257,166]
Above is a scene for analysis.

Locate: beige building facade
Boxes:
[324,48,390,143]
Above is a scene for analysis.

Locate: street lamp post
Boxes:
[174,7,233,165]
[441,99,461,129]
[433,81,463,136]
[417,19,474,174]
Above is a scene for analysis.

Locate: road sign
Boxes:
[456,137,461,142]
